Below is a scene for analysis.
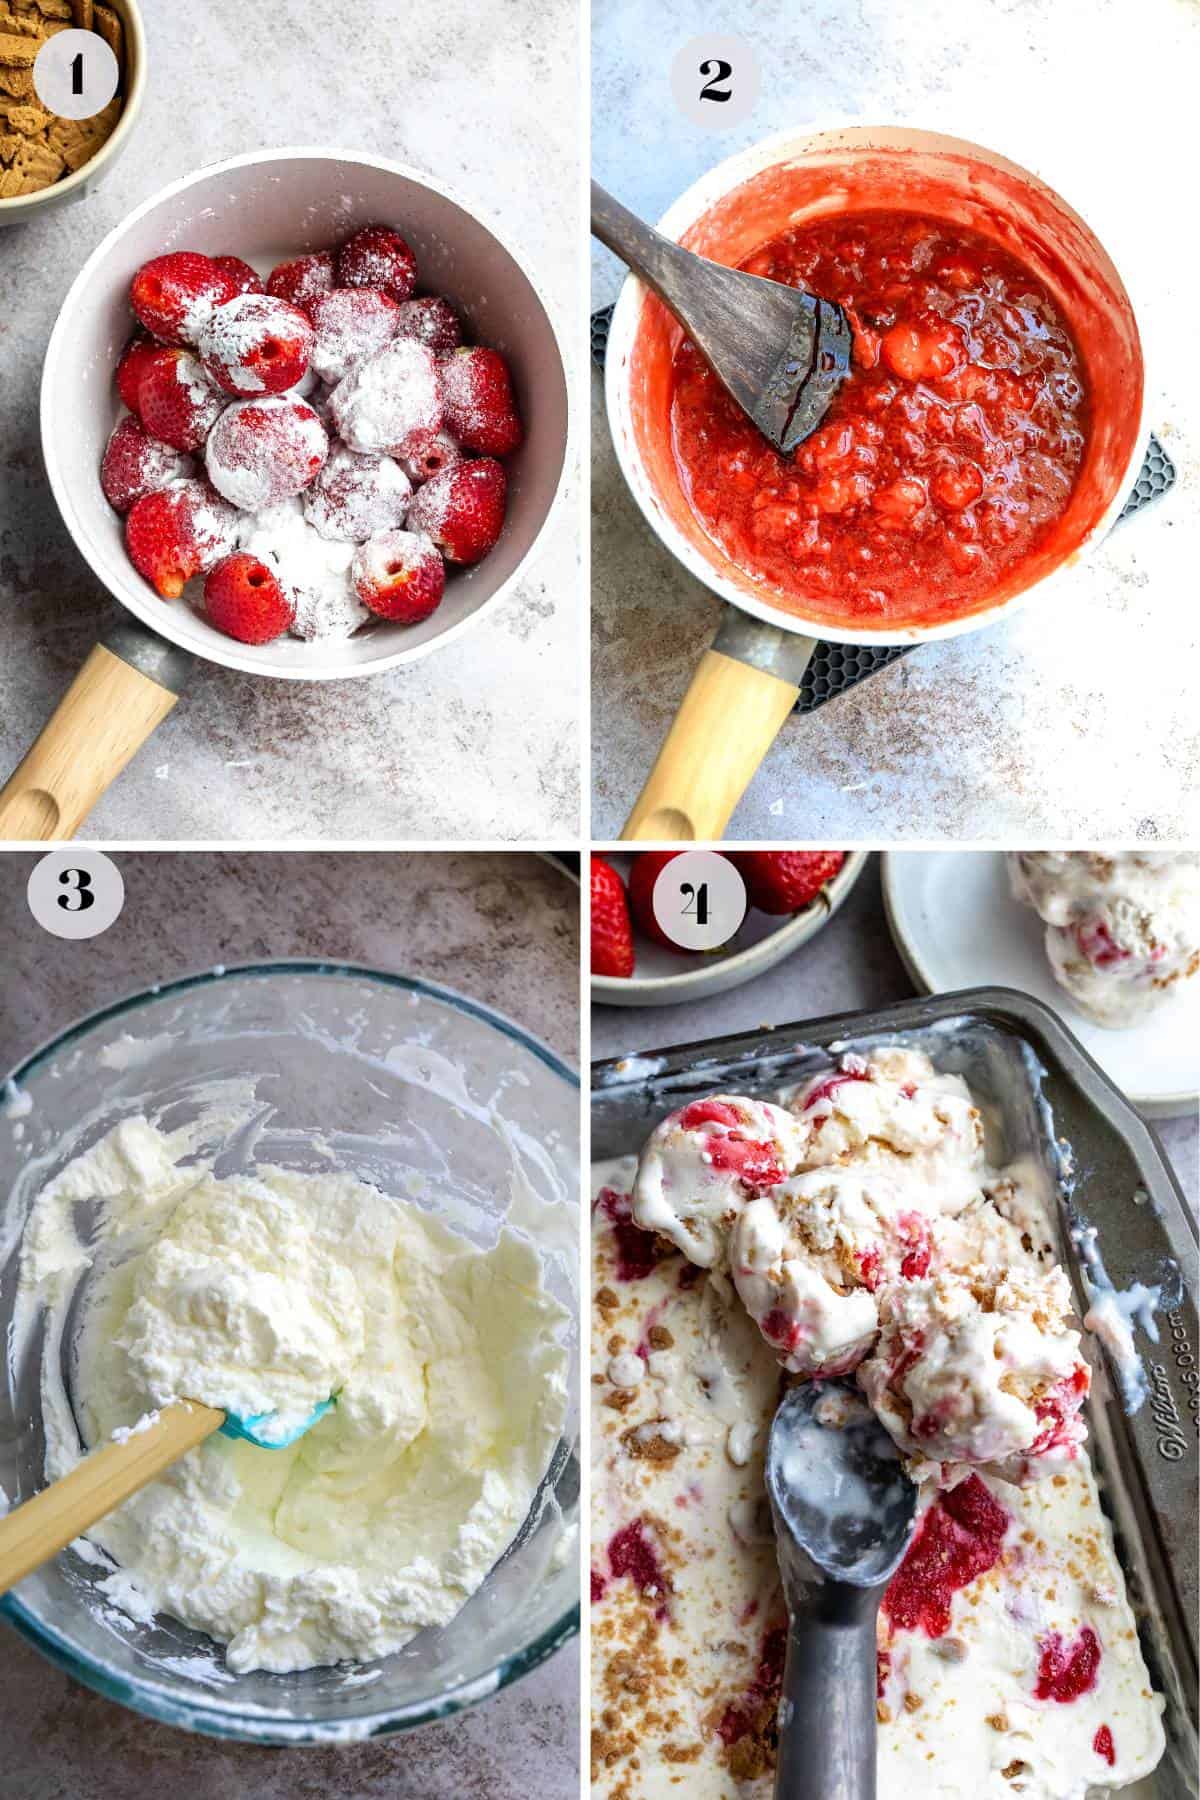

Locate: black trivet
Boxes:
[591,303,1177,715]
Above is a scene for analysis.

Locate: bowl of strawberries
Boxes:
[590,849,867,1005]
[41,146,569,680]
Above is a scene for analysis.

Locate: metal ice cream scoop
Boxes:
[765,1381,918,1800]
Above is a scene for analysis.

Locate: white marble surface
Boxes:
[591,0,1200,840]
[0,0,581,844]
[591,855,1198,1205]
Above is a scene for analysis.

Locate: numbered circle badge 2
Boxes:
[651,850,747,953]
[33,28,120,122]
[670,35,760,132]
[27,850,125,941]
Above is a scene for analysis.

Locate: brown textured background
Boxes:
[0,849,581,1799]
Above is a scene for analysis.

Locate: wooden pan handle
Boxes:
[0,628,193,842]
[0,1400,223,1595]
[621,648,804,842]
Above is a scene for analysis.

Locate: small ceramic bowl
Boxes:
[0,0,145,227]
[592,851,868,1006]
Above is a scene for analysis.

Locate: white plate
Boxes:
[881,852,1200,1119]
[592,851,868,1007]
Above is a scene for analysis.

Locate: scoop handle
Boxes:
[0,1400,222,1595]
[0,625,193,842]
[775,1605,879,1800]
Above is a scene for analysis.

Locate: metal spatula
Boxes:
[765,1382,918,1800]
[592,180,852,453]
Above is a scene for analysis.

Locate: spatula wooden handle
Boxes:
[621,648,802,842]
[0,1400,223,1595]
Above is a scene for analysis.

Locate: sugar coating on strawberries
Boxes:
[199,294,314,397]
[330,339,442,460]
[398,427,462,487]
[101,416,194,514]
[395,297,461,354]
[205,396,329,512]
[138,352,227,454]
[242,499,371,641]
[310,288,400,385]
[303,440,412,543]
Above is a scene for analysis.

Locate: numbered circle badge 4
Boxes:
[670,35,760,132]
[652,850,747,953]
[27,850,125,941]
[33,27,120,122]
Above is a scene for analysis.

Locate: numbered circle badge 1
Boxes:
[651,850,747,953]
[27,850,125,941]
[670,34,759,132]
[33,28,120,122]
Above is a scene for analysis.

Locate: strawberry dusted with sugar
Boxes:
[130,252,239,347]
[199,293,315,397]
[203,552,295,644]
[406,456,506,564]
[398,428,462,487]
[329,337,443,461]
[395,296,461,354]
[206,395,328,512]
[337,224,417,303]
[591,856,635,979]
[351,528,445,624]
[266,251,335,319]
[101,416,194,514]
[303,440,411,543]
[439,346,523,455]
[212,255,265,297]
[125,479,241,598]
[116,334,160,416]
[137,349,227,453]
[310,287,400,385]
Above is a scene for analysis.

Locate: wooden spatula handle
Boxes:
[0,1400,223,1595]
[0,626,193,843]
[621,648,802,842]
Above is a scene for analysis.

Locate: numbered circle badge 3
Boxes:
[27,850,125,941]
[670,35,760,132]
[33,27,120,122]
[652,850,747,953]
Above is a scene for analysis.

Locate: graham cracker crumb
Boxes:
[0,0,123,198]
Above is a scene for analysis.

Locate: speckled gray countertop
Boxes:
[0,0,580,844]
[591,0,1200,840]
[591,855,1197,1204]
[0,850,580,1799]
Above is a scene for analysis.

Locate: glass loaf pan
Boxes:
[591,987,1199,1799]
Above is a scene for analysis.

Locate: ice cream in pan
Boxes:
[591,1046,1165,1796]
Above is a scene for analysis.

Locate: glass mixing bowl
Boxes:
[0,962,580,1743]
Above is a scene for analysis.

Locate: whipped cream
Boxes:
[17,1118,569,1673]
[1009,851,1200,1027]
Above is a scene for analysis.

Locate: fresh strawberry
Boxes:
[130,251,238,347]
[137,349,226,452]
[729,851,847,914]
[398,427,463,487]
[394,296,461,354]
[212,255,264,297]
[199,293,315,396]
[628,850,689,952]
[592,856,634,978]
[100,415,193,513]
[439,346,523,455]
[405,457,506,564]
[337,224,418,303]
[115,333,159,415]
[203,553,295,644]
[351,528,445,624]
[266,251,336,319]
[124,480,240,598]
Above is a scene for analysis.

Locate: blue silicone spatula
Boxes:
[0,1394,334,1594]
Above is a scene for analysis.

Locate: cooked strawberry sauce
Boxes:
[881,1474,1009,1636]
[594,1187,669,1282]
[1035,1625,1102,1702]
[1094,1724,1116,1765]
[717,1621,788,1746]
[670,209,1090,627]
[607,1518,671,1619]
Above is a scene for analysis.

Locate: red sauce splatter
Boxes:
[717,1623,788,1745]
[883,1475,1009,1637]
[1035,1626,1102,1702]
[1093,1724,1115,1766]
[591,1569,608,1604]
[608,1518,671,1619]
[595,1187,671,1282]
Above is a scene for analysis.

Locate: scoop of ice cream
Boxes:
[858,1264,1090,1486]
[730,1189,880,1375]
[1009,850,1200,1027]
[632,1095,803,1267]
